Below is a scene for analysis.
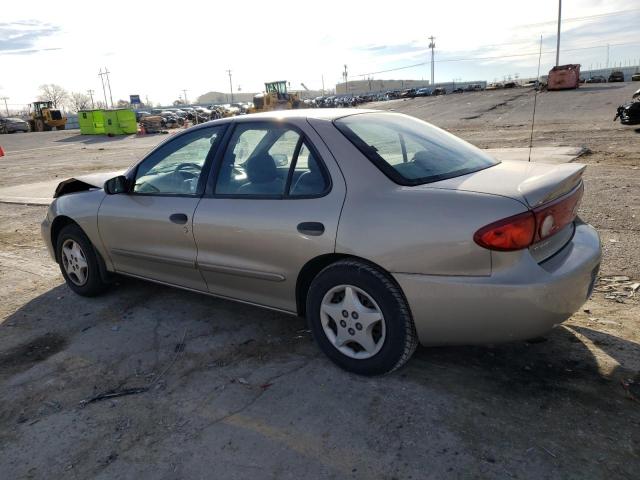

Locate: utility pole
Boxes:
[343,65,348,94]
[0,97,8,115]
[104,67,114,108]
[606,44,610,69]
[555,0,562,66]
[226,70,234,103]
[321,75,325,96]
[182,89,188,104]
[428,36,436,85]
[87,90,95,109]
[98,68,108,107]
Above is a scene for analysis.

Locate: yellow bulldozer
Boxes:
[29,101,67,132]
[249,81,305,113]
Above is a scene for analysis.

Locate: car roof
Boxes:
[190,109,380,130]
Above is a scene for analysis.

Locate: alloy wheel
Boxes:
[61,239,89,286]
[320,285,386,359]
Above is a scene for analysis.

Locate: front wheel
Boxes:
[306,259,418,375]
[56,224,109,297]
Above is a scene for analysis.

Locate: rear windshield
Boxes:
[335,112,498,185]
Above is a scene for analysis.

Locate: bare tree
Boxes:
[38,84,68,108]
[116,99,131,109]
[68,92,91,112]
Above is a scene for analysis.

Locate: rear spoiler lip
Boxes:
[518,163,586,208]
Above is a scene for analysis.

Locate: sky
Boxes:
[1,0,639,108]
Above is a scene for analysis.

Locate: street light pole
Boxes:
[87,90,95,109]
[226,70,234,103]
[555,0,562,66]
[182,89,188,104]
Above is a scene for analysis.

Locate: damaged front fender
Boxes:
[54,170,125,198]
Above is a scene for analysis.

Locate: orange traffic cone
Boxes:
[0,145,4,157]
[138,124,146,136]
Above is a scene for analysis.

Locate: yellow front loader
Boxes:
[249,81,304,113]
[29,101,67,132]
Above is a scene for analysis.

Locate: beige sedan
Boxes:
[42,110,601,375]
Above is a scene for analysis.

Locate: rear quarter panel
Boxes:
[310,117,528,276]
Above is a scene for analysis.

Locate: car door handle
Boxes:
[297,222,325,236]
[169,213,188,225]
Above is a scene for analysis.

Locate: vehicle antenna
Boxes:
[528,35,543,163]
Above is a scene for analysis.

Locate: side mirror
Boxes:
[104,175,129,195]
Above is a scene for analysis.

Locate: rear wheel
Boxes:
[306,259,418,375]
[56,224,109,297]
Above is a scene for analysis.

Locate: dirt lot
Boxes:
[1,84,639,479]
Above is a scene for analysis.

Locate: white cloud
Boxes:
[1,0,638,107]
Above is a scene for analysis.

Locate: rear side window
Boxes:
[335,113,498,185]
[214,123,329,197]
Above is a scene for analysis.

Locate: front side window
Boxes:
[335,113,498,185]
[215,123,328,197]
[134,126,224,195]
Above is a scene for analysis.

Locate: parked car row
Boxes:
[135,103,254,129]
[0,116,30,134]
[582,71,636,83]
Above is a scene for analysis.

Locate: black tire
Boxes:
[55,224,109,297]
[306,259,418,375]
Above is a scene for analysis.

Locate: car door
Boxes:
[98,125,226,291]
[193,120,346,312]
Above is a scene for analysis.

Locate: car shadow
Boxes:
[403,323,640,407]
[0,278,312,378]
[2,278,638,398]
[53,134,153,144]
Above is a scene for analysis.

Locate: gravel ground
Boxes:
[0,84,638,479]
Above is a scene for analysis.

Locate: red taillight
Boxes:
[532,183,584,242]
[474,184,583,251]
[474,211,536,251]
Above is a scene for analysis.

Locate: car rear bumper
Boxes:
[393,221,601,346]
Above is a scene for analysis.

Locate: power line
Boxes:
[354,41,640,77]
[516,7,640,29]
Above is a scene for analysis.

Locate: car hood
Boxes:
[54,170,124,198]
[424,160,586,208]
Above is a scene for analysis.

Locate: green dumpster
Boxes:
[104,109,138,135]
[78,109,105,135]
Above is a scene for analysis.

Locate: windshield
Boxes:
[334,112,499,185]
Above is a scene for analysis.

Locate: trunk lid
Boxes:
[427,160,586,208]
